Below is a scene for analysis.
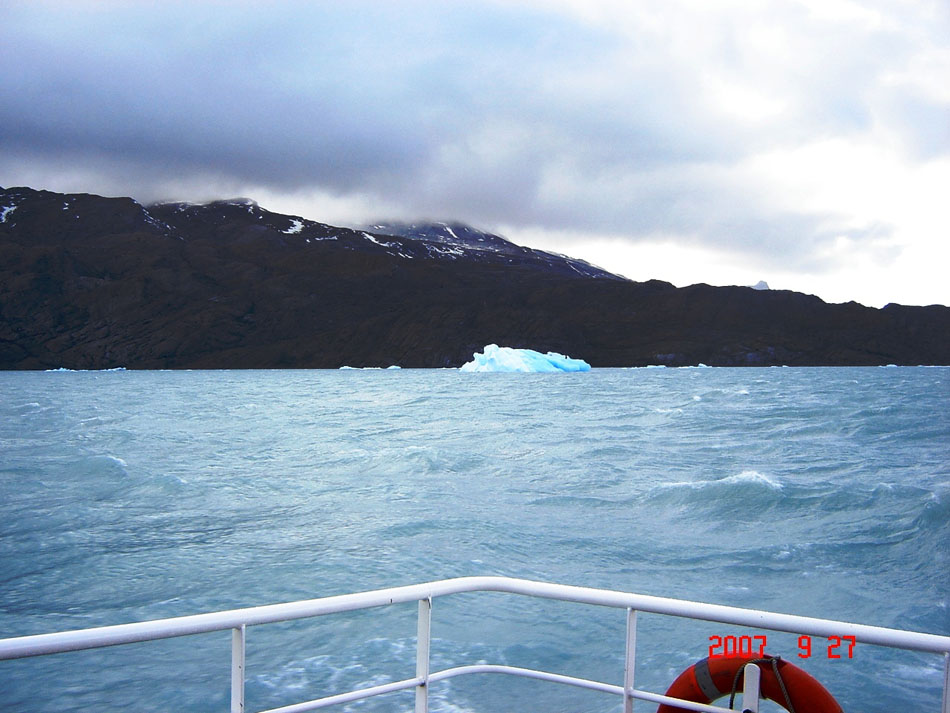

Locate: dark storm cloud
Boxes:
[0,0,945,266]
[1,3,440,190]
[2,3,636,190]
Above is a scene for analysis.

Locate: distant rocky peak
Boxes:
[365,220,622,280]
[366,221,516,252]
[150,197,259,214]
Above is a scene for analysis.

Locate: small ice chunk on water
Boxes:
[339,365,400,370]
[460,344,590,373]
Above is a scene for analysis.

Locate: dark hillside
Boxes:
[2,186,948,369]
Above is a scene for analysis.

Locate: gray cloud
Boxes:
[0,0,945,269]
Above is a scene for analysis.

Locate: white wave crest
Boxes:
[720,470,783,489]
[660,470,783,491]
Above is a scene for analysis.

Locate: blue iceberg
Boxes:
[460,344,591,373]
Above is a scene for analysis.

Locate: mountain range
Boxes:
[2,185,949,369]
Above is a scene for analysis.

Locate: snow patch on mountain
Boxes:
[361,232,397,247]
[283,219,304,235]
[223,198,258,213]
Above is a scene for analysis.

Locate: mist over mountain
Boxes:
[1,186,948,369]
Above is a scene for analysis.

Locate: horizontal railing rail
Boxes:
[1,576,948,713]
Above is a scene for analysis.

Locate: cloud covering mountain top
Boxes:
[2,1,948,306]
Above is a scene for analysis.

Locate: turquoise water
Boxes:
[0,367,947,712]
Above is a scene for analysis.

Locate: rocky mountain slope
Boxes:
[2,186,948,369]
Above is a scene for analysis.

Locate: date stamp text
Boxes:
[708,634,857,659]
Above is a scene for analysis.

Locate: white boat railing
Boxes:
[1,576,948,713]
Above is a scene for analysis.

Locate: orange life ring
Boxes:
[656,655,843,713]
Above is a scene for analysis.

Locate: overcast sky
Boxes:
[2,1,948,307]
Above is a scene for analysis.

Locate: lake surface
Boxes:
[1,367,948,712]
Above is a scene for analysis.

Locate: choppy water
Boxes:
[0,367,947,712]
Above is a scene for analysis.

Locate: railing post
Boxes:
[740,662,760,713]
[623,608,637,713]
[231,625,245,713]
[941,652,949,713]
[415,597,432,713]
